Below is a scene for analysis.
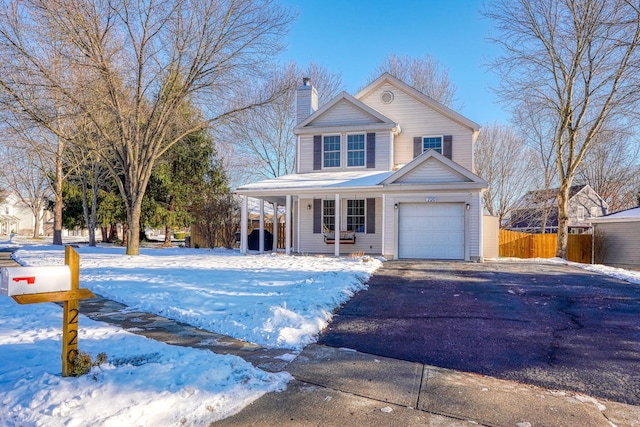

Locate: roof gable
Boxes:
[382,149,488,186]
[294,91,397,135]
[356,73,480,132]
[515,184,608,209]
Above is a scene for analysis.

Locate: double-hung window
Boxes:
[347,200,365,232]
[423,136,442,154]
[347,134,365,167]
[323,200,335,231]
[323,135,341,168]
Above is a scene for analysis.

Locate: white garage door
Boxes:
[398,203,465,260]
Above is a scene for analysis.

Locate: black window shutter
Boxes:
[313,135,322,170]
[413,136,422,158]
[443,135,452,159]
[313,199,321,233]
[366,198,376,234]
[366,133,376,168]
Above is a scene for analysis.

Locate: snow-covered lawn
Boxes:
[0,242,383,427]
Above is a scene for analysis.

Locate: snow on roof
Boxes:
[236,171,394,192]
[590,206,640,223]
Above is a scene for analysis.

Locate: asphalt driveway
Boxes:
[318,260,640,405]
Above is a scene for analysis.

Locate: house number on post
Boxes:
[426,197,437,202]
[5,246,95,377]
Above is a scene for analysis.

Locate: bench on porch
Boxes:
[323,230,356,244]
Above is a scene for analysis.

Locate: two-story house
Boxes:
[506,184,608,234]
[236,73,488,260]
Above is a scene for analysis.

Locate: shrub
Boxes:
[71,352,108,377]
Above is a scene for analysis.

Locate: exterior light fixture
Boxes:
[307,204,312,210]
[394,203,398,209]
[466,203,471,211]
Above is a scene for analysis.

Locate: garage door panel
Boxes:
[398,203,464,260]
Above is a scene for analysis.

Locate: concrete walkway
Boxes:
[216,344,640,427]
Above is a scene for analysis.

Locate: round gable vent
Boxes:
[381,90,394,104]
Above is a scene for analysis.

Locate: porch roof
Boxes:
[236,171,394,194]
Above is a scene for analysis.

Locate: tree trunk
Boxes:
[541,207,549,235]
[80,177,93,245]
[556,184,571,259]
[122,223,129,248]
[32,212,40,239]
[101,227,108,242]
[53,136,64,245]
[162,225,172,247]
[88,170,99,246]
[162,195,175,248]
[125,207,137,254]
[109,224,118,242]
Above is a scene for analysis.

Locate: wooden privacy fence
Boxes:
[499,230,592,264]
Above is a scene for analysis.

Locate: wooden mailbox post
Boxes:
[9,246,95,377]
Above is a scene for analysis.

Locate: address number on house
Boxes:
[425,197,438,202]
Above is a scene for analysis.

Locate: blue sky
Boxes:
[278,0,508,126]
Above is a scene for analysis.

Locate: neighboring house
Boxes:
[235,73,489,261]
[0,192,41,236]
[506,184,608,234]
[590,207,640,269]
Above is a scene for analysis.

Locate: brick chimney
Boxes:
[296,77,318,124]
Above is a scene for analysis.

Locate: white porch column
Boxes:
[334,194,341,257]
[259,199,265,254]
[240,195,248,254]
[285,195,291,255]
[272,202,279,252]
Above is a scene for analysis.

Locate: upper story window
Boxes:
[347,134,365,167]
[423,136,442,154]
[577,206,585,221]
[590,207,599,217]
[323,135,341,168]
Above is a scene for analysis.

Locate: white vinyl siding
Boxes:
[595,221,640,268]
[359,82,474,170]
[313,99,381,126]
[394,158,470,184]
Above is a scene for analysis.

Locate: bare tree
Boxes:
[220,61,343,185]
[191,193,240,249]
[0,0,293,255]
[512,103,559,233]
[369,53,458,107]
[575,127,640,212]
[474,122,534,226]
[64,131,110,247]
[485,0,640,257]
[0,135,52,238]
